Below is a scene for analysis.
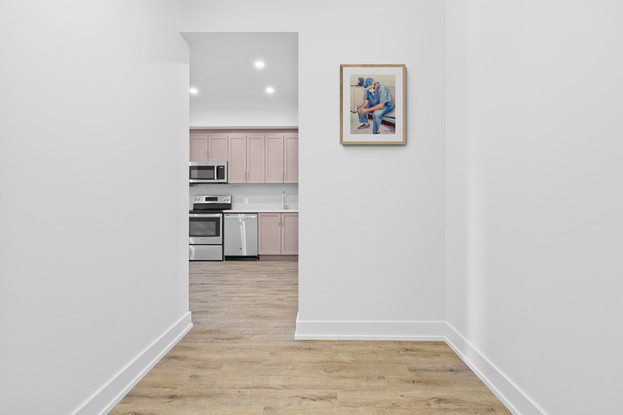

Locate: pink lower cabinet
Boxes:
[281,213,299,255]
[258,213,282,254]
[258,212,298,256]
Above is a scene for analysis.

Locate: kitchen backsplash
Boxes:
[189,183,298,210]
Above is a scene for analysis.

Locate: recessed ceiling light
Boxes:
[254,60,265,69]
[189,87,199,95]
[265,86,275,94]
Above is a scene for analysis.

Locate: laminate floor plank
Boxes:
[110,261,510,415]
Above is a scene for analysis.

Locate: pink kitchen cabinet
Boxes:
[207,135,228,162]
[230,134,265,183]
[265,133,298,183]
[190,130,297,184]
[190,132,228,162]
[228,134,247,183]
[265,134,285,183]
[258,213,282,255]
[281,213,299,255]
[284,133,298,183]
[190,133,208,161]
[258,212,298,256]
[246,135,266,183]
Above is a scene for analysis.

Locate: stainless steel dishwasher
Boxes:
[224,213,258,259]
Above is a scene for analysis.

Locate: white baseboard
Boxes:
[295,316,545,415]
[72,312,193,415]
[295,314,446,341]
[444,323,546,415]
[70,313,543,415]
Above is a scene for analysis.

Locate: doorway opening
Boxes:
[183,31,299,333]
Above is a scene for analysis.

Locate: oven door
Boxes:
[189,213,223,244]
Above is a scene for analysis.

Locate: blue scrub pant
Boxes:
[358,103,394,134]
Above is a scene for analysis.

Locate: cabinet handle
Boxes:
[282,171,284,182]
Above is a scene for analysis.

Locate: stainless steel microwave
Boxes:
[189,161,228,184]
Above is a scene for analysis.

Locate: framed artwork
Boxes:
[340,64,406,145]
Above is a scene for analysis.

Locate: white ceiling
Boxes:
[183,32,298,126]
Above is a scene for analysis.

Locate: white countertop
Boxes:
[225,208,298,213]
[224,204,298,213]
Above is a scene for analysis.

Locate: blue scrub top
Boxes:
[365,83,393,110]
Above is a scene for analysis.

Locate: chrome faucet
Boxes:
[281,190,287,210]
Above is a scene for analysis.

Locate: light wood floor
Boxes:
[110,261,510,415]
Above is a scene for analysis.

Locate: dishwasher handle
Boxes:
[225,213,257,219]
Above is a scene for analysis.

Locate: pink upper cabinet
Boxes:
[190,130,298,184]
[190,133,208,161]
[228,134,247,183]
[266,135,285,183]
[284,134,298,183]
[208,135,228,162]
[246,135,266,183]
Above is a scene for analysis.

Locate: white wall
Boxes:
[445,1,623,414]
[180,0,447,338]
[0,1,190,414]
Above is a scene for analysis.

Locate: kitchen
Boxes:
[184,32,299,263]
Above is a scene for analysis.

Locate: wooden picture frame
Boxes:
[340,64,406,145]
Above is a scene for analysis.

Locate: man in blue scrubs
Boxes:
[357,77,394,134]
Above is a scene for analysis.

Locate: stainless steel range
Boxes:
[189,195,231,261]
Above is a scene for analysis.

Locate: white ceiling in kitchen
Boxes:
[182,32,298,127]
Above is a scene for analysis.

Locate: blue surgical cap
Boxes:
[363,77,374,88]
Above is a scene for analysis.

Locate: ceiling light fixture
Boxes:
[189,87,199,95]
[265,86,275,94]
[254,60,265,69]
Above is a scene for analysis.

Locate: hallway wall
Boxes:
[180,0,448,338]
[0,1,190,413]
[445,1,623,414]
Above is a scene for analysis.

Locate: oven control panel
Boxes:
[193,195,231,203]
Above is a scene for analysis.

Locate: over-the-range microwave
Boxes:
[189,161,228,184]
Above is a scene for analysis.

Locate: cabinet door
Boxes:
[281,213,299,255]
[190,133,208,161]
[228,134,247,183]
[284,134,298,183]
[265,135,284,183]
[258,213,282,254]
[208,135,228,162]
[246,135,266,183]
